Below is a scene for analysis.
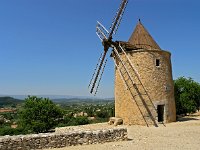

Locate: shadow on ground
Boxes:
[177,117,199,122]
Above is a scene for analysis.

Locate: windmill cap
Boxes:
[128,20,161,50]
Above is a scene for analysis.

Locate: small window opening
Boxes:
[156,59,160,67]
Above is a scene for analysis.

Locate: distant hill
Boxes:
[0,96,114,106]
[52,98,114,105]
[0,96,23,107]
[0,95,114,100]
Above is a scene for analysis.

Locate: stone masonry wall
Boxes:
[115,49,176,125]
[0,128,127,150]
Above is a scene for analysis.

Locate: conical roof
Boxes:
[128,20,161,50]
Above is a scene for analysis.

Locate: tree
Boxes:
[84,106,95,117]
[96,110,109,118]
[19,96,63,133]
[174,77,200,115]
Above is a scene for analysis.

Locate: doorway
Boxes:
[157,105,164,122]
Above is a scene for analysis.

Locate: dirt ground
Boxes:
[50,112,200,150]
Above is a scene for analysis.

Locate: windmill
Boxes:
[88,0,129,95]
[88,0,176,127]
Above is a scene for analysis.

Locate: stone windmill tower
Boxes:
[115,20,176,126]
[88,0,176,126]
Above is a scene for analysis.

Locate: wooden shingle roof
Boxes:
[128,20,161,50]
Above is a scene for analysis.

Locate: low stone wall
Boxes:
[0,127,127,150]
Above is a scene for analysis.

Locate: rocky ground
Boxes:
[50,112,200,150]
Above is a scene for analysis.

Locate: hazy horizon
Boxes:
[0,94,114,100]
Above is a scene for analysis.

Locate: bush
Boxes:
[0,126,27,136]
[62,116,89,126]
[75,116,90,125]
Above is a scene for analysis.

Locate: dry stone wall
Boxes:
[0,128,127,150]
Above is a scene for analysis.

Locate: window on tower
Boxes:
[156,59,160,67]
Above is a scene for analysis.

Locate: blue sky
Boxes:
[0,0,199,98]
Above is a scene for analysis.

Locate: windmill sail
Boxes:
[89,0,129,95]
[88,51,108,94]
[109,0,128,39]
[88,53,103,89]
[96,21,109,41]
[94,59,107,95]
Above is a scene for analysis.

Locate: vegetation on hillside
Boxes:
[0,96,114,136]
[0,97,22,108]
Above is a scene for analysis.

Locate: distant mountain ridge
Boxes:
[0,95,114,100]
[0,96,114,106]
[52,98,114,103]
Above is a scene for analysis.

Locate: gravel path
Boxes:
[49,114,200,150]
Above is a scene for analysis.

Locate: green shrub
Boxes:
[66,116,89,126]
[0,126,27,136]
